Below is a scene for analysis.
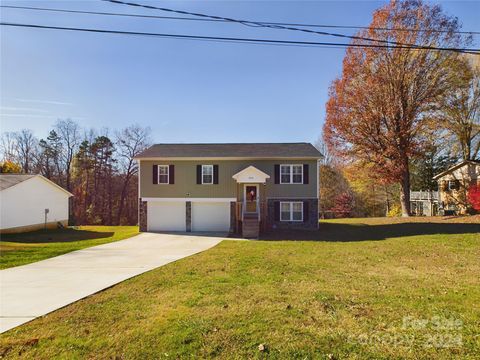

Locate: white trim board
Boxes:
[142,197,236,202]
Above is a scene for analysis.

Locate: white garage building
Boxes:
[0,174,73,234]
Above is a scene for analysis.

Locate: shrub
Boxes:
[467,184,480,213]
[331,192,355,218]
[387,204,402,217]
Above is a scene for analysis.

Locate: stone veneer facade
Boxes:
[230,201,237,233]
[186,201,192,232]
[139,199,317,233]
[139,199,147,232]
[266,198,318,230]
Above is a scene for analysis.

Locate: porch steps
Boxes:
[242,214,259,238]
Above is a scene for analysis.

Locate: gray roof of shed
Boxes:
[135,143,322,159]
[0,174,36,191]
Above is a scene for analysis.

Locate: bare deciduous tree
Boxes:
[14,129,38,173]
[55,119,81,191]
[115,125,151,225]
[0,132,19,163]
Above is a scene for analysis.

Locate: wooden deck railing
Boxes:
[410,191,439,201]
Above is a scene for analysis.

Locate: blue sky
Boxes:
[1,0,479,144]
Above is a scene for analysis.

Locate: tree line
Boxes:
[0,120,151,225]
[320,0,479,217]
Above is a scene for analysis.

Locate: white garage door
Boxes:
[192,202,230,232]
[147,202,186,232]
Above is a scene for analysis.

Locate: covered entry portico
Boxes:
[232,166,270,237]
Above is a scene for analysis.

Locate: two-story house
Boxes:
[433,159,480,215]
[135,143,322,237]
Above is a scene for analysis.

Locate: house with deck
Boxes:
[433,160,480,215]
[135,143,322,237]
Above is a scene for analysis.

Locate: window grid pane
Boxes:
[202,165,213,184]
[158,165,169,184]
[292,165,302,183]
[280,202,291,221]
[280,165,291,184]
[292,202,303,221]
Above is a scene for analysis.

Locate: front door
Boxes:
[245,185,258,213]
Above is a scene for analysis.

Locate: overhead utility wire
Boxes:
[102,0,474,52]
[1,22,479,55]
[2,5,479,35]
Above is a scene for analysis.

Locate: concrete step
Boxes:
[242,218,260,238]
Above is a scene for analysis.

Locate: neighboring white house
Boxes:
[0,174,73,233]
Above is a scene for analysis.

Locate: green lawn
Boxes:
[1,218,479,359]
[0,226,139,269]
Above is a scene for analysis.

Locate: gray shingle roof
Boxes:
[0,174,36,191]
[135,143,322,159]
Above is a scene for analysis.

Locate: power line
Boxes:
[1,22,479,55]
[102,0,475,52]
[2,4,479,35]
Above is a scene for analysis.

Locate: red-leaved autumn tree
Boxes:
[323,0,468,216]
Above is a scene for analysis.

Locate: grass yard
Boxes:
[1,217,479,359]
[0,226,139,269]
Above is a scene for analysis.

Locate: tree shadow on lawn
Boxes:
[0,228,114,244]
[260,222,480,242]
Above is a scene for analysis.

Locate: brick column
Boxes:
[139,199,147,232]
[186,201,192,232]
[230,201,237,233]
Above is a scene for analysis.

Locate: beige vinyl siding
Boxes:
[140,160,318,199]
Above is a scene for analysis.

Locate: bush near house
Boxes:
[467,184,480,213]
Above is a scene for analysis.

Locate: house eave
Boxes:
[433,160,480,180]
[134,156,322,161]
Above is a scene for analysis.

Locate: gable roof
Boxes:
[135,143,322,159]
[0,174,36,191]
[232,166,271,183]
[433,160,480,180]
[0,174,73,196]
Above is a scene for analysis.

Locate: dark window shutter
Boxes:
[153,165,158,184]
[196,165,202,184]
[274,201,280,221]
[213,165,219,184]
[169,165,175,184]
[303,164,309,184]
[274,164,280,184]
[303,201,309,222]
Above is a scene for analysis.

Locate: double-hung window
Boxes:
[280,201,303,221]
[157,165,169,184]
[280,164,303,184]
[202,165,213,184]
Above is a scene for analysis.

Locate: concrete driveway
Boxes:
[0,232,223,333]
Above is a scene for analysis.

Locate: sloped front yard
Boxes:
[0,218,479,359]
[0,226,139,269]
